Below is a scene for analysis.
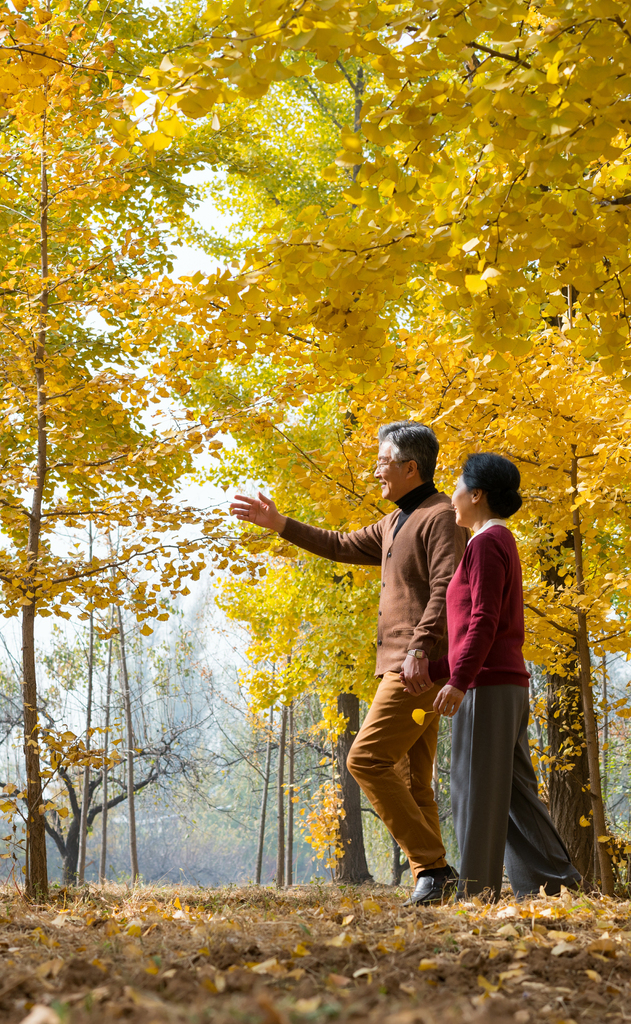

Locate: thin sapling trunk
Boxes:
[255,706,273,884]
[78,525,95,884]
[117,605,139,882]
[99,619,114,882]
[602,655,608,808]
[276,705,287,888]
[21,110,52,900]
[286,701,294,886]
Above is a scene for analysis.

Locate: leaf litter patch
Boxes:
[0,883,629,1023]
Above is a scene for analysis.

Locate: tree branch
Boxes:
[466,40,532,69]
[524,603,578,638]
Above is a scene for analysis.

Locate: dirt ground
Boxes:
[0,882,629,1024]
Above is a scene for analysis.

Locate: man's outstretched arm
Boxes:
[230,492,383,566]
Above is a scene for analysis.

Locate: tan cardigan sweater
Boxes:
[281,493,468,676]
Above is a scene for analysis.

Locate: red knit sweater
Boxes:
[428,526,530,693]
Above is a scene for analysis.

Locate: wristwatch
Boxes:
[407,649,427,660]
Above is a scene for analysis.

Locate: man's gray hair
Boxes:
[378,421,439,482]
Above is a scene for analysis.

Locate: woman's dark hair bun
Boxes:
[461,453,522,519]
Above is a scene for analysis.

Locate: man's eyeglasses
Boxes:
[375,457,404,468]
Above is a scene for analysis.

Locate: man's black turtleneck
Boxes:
[393,481,438,539]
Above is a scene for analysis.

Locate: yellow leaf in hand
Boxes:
[412,709,426,726]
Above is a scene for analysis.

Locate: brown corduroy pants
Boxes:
[347,671,446,879]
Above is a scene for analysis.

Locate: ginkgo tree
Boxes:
[131,0,631,386]
[0,1,251,897]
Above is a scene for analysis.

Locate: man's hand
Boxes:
[400,654,432,695]
[433,683,465,717]
[230,492,287,534]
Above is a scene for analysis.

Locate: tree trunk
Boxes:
[61,813,81,885]
[78,527,95,884]
[117,606,139,882]
[335,693,373,883]
[22,605,48,899]
[276,705,287,888]
[541,537,593,879]
[21,116,51,900]
[571,452,614,895]
[99,626,114,883]
[255,706,273,884]
[602,655,608,808]
[391,837,410,886]
[547,669,593,879]
[286,702,294,886]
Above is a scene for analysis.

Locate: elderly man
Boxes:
[231,421,467,905]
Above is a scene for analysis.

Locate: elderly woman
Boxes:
[426,453,581,900]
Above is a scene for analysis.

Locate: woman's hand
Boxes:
[230,492,287,534]
[434,683,465,717]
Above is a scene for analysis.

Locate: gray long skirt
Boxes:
[451,684,581,900]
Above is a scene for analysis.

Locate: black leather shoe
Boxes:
[403,865,458,907]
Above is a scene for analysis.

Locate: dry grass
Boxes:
[0,881,629,1023]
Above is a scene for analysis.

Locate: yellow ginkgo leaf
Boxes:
[464,274,488,295]
[412,708,434,726]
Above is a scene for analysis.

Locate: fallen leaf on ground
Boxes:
[326,931,353,946]
[588,937,617,954]
[496,923,520,937]
[251,957,286,976]
[34,958,64,979]
[361,898,382,914]
[551,941,577,956]
[294,996,321,1013]
[19,1008,61,1024]
[328,972,351,986]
